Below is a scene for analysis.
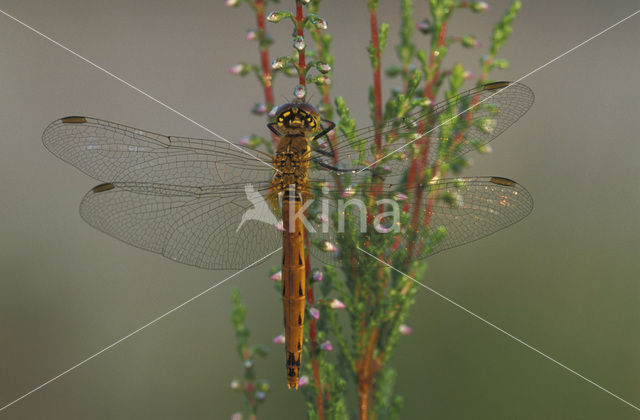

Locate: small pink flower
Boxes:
[377,225,392,234]
[230,412,242,420]
[313,270,323,282]
[470,1,490,12]
[245,29,257,41]
[463,70,475,80]
[341,186,355,198]
[237,136,250,146]
[271,271,282,282]
[309,307,320,320]
[272,334,285,344]
[225,0,239,6]
[320,341,333,351]
[229,64,245,75]
[276,220,284,231]
[394,193,408,201]
[328,299,346,309]
[298,376,309,387]
[399,324,413,335]
[252,103,267,115]
[322,241,337,253]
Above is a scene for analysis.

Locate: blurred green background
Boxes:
[0,0,638,418]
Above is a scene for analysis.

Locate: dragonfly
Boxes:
[43,81,534,389]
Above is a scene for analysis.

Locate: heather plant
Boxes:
[227,0,522,418]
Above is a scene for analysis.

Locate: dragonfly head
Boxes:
[275,102,321,135]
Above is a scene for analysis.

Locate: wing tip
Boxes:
[60,116,87,124]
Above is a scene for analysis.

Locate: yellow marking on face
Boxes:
[283,111,291,117]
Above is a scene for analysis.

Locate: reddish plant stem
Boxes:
[296,2,306,87]
[406,21,447,261]
[368,6,383,154]
[357,327,378,420]
[254,0,277,144]
[304,255,325,420]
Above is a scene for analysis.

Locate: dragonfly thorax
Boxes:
[275,102,321,136]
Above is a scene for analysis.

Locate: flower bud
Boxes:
[245,29,257,41]
[470,1,490,12]
[460,35,481,48]
[309,307,320,320]
[416,19,431,34]
[229,63,248,76]
[271,271,282,282]
[272,334,285,344]
[294,84,306,99]
[316,61,332,73]
[328,299,346,309]
[320,341,333,351]
[271,56,286,70]
[341,186,355,198]
[399,324,413,335]
[322,241,337,253]
[293,36,306,51]
[266,11,291,23]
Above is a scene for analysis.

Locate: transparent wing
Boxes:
[309,82,534,176]
[306,176,533,266]
[79,181,280,269]
[43,116,274,186]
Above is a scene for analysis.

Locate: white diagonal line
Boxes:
[0,247,282,413]
[357,246,640,413]
[360,8,640,173]
[0,8,277,172]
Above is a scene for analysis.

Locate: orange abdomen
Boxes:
[281,191,306,389]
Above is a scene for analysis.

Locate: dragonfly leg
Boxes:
[268,122,281,136]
